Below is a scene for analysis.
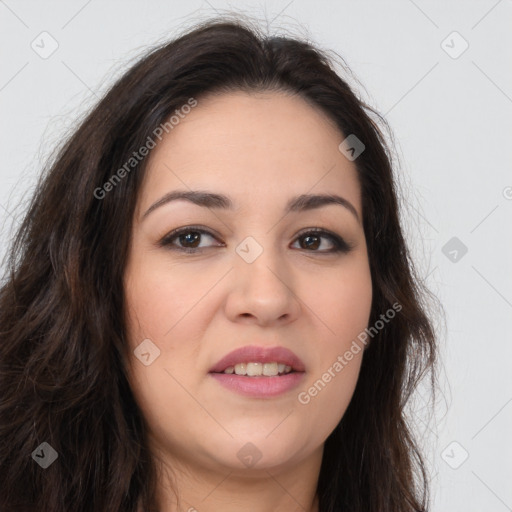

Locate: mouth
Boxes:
[209,344,305,374]
[208,345,306,398]
[214,362,296,377]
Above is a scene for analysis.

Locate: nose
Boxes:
[224,243,302,327]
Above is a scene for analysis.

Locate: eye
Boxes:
[158,225,222,253]
[158,225,353,254]
[291,228,353,253]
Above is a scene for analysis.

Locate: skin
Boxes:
[123,90,373,512]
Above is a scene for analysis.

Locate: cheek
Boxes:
[304,255,373,344]
[294,257,371,433]
[123,263,210,449]
[124,256,221,341]
[123,256,223,415]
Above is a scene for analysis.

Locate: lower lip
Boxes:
[209,372,305,398]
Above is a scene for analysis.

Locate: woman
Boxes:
[0,16,439,512]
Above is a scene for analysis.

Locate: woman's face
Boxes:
[123,90,372,476]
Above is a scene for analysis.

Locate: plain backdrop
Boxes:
[1,1,511,510]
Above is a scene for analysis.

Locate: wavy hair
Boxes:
[0,16,439,512]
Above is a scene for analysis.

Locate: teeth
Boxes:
[246,362,263,376]
[234,363,247,375]
[226,362,293,376]
[262,362,278,376]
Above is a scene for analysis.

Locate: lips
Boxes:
[209,345,306,374]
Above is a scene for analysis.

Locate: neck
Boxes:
[150,444,323,512]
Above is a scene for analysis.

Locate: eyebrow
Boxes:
[142,190,360,223]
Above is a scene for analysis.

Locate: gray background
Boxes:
[1,1,511,510]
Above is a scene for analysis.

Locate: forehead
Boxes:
[137,90,362,219]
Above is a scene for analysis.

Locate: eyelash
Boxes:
[158,225,353,255]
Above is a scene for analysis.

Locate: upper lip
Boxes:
[209,345,306,373]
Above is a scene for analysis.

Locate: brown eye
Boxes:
[293,229,352,253]
[176,231,202,248]
[159,226,222,253]
[298,233,324,250]
[159,226,352,255]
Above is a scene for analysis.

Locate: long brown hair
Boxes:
[0,16,439,512]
